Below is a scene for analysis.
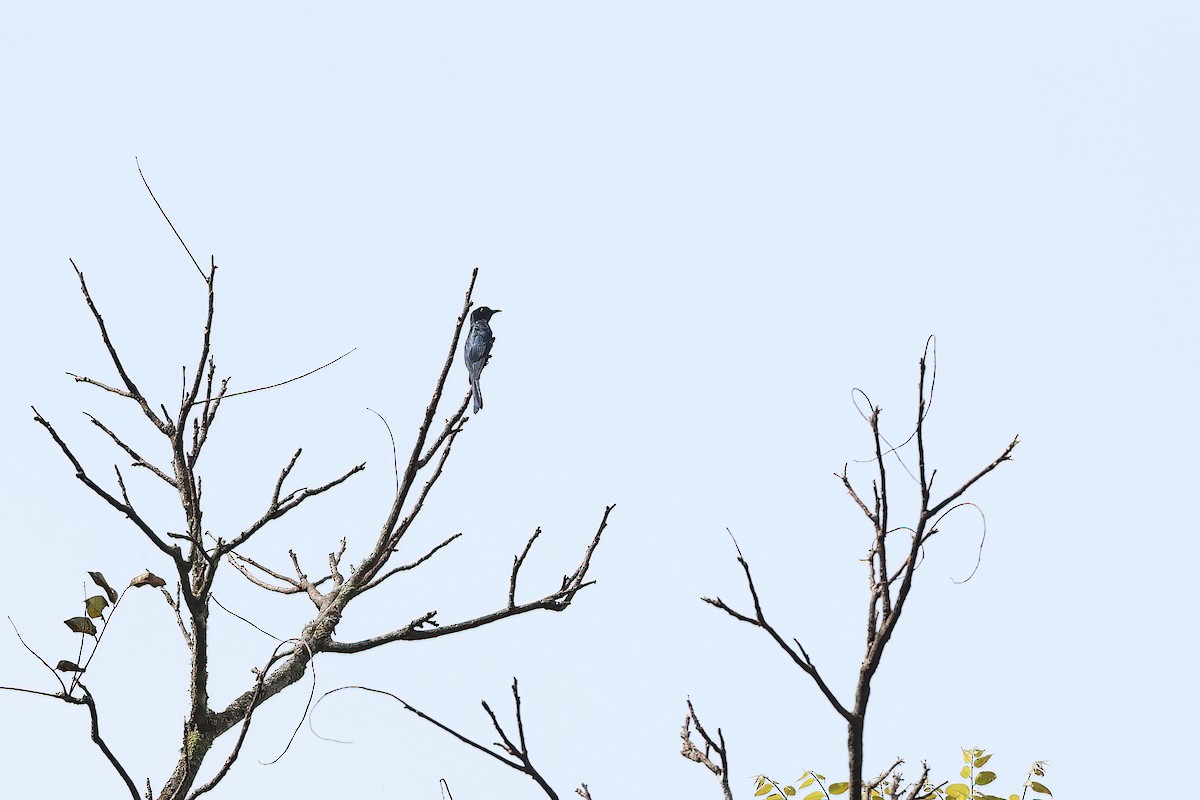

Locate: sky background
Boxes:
[1,3,1196,798]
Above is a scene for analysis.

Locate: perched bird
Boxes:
[464,306,501,413]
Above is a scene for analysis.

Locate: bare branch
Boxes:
[867,758,904,793]
[418,393,472,468]
[84,413,177,486]
[926,436,1019,517]
[160,587,194,650]
[78,684,141,799]
[287,550,327,606]
[223,457,366,553]
[179,261,218,430]
[135,158,205,280]
[705,554,851,722]
[318,680,562,800]
[901,763,935,800]
[0,685,66,700]
[226,552,301,593]
[359,533,462,594]
[329,538,348,587]
[32,408,179,559]
[68,260,171,434]
[680,699,732,800]
[66,372,133,398]
[510,527,543,609]
[385,424,465,552]
[838,465,877,525]
[330,505,613,652]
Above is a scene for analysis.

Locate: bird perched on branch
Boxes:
[464,306,501,413]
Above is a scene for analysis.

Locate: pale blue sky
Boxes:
[1,4,1196,798]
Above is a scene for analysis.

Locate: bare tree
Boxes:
[3,176,612,800]
[692,341,1018,799]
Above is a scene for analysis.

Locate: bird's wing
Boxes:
[464,328,493,372]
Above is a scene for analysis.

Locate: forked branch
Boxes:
[680,699,732,800]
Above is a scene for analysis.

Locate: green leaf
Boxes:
[799,777,815,789]
[976,771,997,786]
[766,795,782,800]
[88,571,119,603]
[85,595,108,619]
[802,792,824,800]
[64,616,97,636]
[946,784,971,799]
[828,783,849,795]
[974,753,993,768]
[755,784,774,796]
[784,788,797,797]
[960,766,972,779]
[1029,781,1052,796]
[962,749,972,763]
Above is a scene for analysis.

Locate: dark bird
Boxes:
[464,306,501,413]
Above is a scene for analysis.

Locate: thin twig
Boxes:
[135,157,205,280]
[191,349,356,406]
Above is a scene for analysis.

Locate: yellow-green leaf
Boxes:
[974,753,993,768]
[85,595,108,619]
[828,782,849,795]
[784,788,797,797]
[1029,781,1052,796]
[803,792,824,800]
[977,771,997,786]
[755,784,774,796]
[960,766,972,779]
[799,777,815,789]
[64,616,97,636]
[946,784,971,799]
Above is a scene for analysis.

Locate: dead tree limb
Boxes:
[680,699,732,800]
[701,339,1017,799]
[318,679,583,800]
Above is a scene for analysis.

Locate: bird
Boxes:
[464,306,501,413]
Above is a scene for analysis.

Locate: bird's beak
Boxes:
[492,309,503,314]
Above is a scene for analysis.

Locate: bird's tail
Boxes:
[471,375,483,413]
